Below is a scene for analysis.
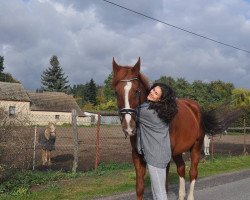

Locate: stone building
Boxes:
[0,81,91,126]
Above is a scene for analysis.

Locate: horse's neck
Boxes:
[140,92,148,104]
[138,73,150,103]
[140,84,149,103]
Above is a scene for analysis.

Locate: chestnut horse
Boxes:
[112,58,244,200]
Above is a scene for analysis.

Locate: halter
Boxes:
[118,77,141,117]
[117,77,143,141]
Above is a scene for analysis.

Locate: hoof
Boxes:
[178,195,185,200]
[187,194,194,200]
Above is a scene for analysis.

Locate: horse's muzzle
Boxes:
[123,128,136,137]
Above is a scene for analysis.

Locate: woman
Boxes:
[136,82,178,200]
[38,122,56,166]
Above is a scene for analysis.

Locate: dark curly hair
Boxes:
[148,83,178,124]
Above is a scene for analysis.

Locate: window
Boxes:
[55,115,60,119]
[9,106,16,117]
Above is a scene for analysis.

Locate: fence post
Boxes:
[211,135,214,160]
[72,109,78,173]
[32,125,37,170]
[95,113,101,171]
[243,117,248,155]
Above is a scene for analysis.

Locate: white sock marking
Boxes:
[187,179,196,200]
[179,176,186,200]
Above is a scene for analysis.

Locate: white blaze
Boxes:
[124,82,133,135]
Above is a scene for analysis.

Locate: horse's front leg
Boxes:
[173,154,186,200]
[132,149,146,200]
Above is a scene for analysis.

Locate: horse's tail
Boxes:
[202,105,245,135]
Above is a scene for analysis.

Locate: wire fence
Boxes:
[0,110,131,172]
[0,110,249,173]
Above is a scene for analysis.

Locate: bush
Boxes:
[0,169,80,195]
[94,100,117,111]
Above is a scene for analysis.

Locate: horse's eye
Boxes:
[135,90,141,97]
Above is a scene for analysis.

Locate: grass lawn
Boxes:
[1,155,250,200]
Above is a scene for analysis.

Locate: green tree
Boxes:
[0,73,19,83]
[71,84,85,98]
[95,99,118,111]
[208,80,234,104]
[175,77,192,98]
[0,56,18,83]
[96,86,105,105]
[155,76,194,98]
[155,76,176,88]
[190,80,210,107]
[82,102,94,111]
[232,88,250,107]
[0,56,4,73]
[154,76,235,109]
[71,84,85,106]
[188,80,234,109]
[84,78,97,105]
[103,73,116,101]
[41,55,70,92]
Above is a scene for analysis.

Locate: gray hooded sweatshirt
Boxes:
[136,102,171,168]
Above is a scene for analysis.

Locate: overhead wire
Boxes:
[102,0,250,54]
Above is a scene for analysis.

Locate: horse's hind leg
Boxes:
[173,154,186,200]
[187,139,203,200]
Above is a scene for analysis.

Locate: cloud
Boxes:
[0,0,250,91]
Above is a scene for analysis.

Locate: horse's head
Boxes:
[112,58,150,136]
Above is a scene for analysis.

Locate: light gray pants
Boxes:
[147,164,168,200]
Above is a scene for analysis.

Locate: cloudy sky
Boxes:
[1,0,250,90]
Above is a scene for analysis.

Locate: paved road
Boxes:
[96,168,250,200]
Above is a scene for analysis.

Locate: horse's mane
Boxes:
[138,73,150,92]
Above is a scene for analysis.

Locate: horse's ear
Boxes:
[112,57,120,75]
[133,57,140,75]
